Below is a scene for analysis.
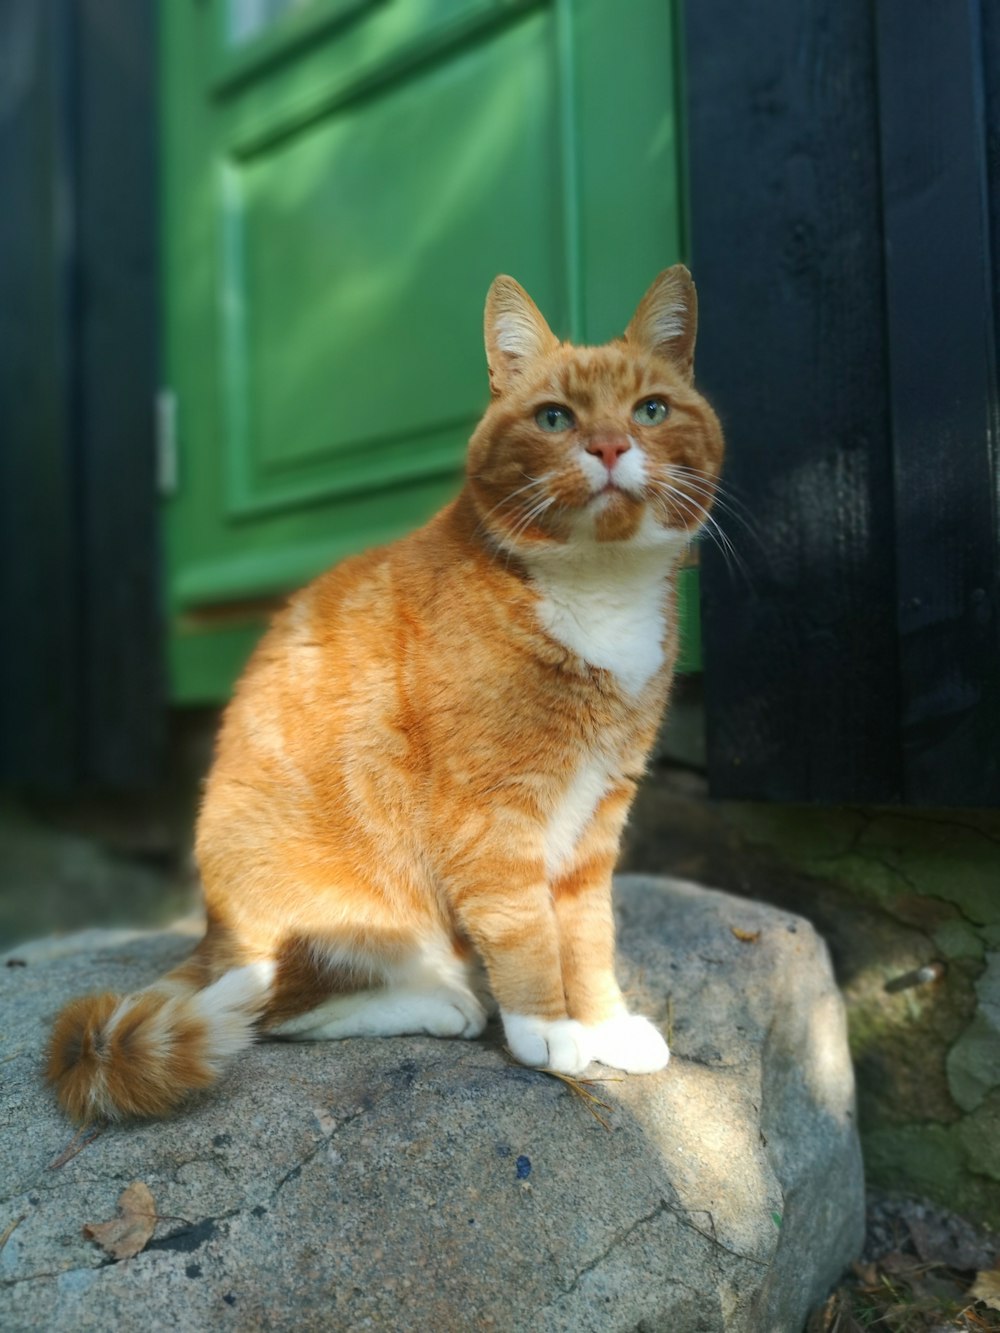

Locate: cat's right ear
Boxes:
[624,265,698,383]
[484,276,558,397]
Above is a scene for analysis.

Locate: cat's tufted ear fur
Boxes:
[624,265,698,384]
[484,276,559,397]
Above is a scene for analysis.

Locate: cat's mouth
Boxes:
[589,479,643,505]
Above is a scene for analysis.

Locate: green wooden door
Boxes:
[161,0,693,703]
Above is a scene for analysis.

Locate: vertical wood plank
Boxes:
[75,0,163,785]
[687,0,903,802]
[875,0,999,804]
[0,0,82,787]
[0,0,162,789]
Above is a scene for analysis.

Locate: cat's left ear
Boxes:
[484,276,559,397]
[624,265,698,383]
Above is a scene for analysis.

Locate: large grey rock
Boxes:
[0,877,863,1332]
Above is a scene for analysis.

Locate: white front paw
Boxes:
[588,1012,670,1073]
[502,1012,593,1075]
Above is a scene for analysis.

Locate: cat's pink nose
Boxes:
[585,436,631,470]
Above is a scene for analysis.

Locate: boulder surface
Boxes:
[0,876,863,1332]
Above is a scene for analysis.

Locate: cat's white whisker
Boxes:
[501,494,558,568]
[650,477,753,588]
[663,466,763,546]
[473,474,551,542]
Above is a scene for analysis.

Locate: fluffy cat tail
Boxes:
[46,962,274,1123]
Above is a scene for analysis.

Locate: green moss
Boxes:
[860,814,1000,927]
[722,805,866,880]
[722,804,863,865]
[932,919,985,961]
[956,1092,1000,1184]
[948,1011,1000,1113]
[864,1122,964,1195]
[722,804,1000,928]
[716,801,1000,1227]
[846,984,940,1057]
[849,988,975,1128]
[864,1122,1000,1230]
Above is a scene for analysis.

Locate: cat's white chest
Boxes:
[524,544,674,696]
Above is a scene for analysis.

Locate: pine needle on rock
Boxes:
[503,1047,620,1129]
[538,1069,620,1130]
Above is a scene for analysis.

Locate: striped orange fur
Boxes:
[47,267,724,1121]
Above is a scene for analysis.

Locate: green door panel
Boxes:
[222,11,564,516]
[161,0,691,704]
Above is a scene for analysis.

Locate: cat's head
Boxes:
[467,267,724,555]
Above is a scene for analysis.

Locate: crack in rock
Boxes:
[271,1087,400,1200]
[2,1264,98,1291]
[556,1199,672,1300]
[663,1201,771,1269]
[874,810,1000,854]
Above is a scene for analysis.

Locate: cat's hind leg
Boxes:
[271,986,486,1041]
[268,934,489,1042]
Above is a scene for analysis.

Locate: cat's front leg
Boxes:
[452,856,594,1075]
[552,785,670,1075]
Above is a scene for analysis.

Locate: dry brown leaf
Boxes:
[805,1288,865,1333]
[731,926,761,944]
[805,1292,837,1332]
[970,1268,1000,1311]
[851,1259,879,1287]
[83,1181,157,1260]
[880,1249,929,1278]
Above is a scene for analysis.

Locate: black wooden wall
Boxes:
[0,0,161,788]
[688,0,1000,807]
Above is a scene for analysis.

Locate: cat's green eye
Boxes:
[633,397,670,426]
[535,404,575,433]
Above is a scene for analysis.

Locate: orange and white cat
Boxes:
[48,266,724,1122]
